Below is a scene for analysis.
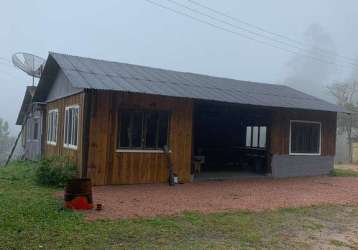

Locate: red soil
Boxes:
[62,176,358,220]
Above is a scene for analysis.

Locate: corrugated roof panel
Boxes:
[47,52,345,113]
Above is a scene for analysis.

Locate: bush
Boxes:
[35,157,77,187]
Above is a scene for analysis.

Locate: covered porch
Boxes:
[192,101,273,180]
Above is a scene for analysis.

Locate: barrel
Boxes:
[64,178,93,210]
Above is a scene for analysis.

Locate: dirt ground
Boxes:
[83,176,358,220]
[335,163,358,171]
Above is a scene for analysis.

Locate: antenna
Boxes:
[12,52,46,86]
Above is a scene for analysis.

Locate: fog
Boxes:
[0,0,358,135]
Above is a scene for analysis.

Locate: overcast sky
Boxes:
[1,0,358,135]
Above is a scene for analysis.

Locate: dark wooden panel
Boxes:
[44,92,85,175]
[87,91,193,185]
[270,109,337,156]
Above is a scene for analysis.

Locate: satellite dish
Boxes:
[12,52,46,85]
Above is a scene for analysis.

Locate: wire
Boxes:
[188,0,358,65]
[143,0,354,71]
[167,0,358,69]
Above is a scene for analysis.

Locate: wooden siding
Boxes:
[87,91,193,185]
[270,109,337,156]
[43,93,85,175]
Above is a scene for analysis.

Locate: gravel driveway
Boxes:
[85,176,358,220]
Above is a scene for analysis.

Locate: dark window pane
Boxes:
[68,109,73,145]
[144,112,159,148]
[73,109,78,146]
[158,112,169,148]
[119,112,130,148]
[131,112,143,147]
[118,110,170,150]
[119,111,143,148]
[291,122,320,154]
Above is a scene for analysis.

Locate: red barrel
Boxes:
[64,178,93,210]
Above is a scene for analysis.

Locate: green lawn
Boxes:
[1,162,358,249]
[331,165,358,177]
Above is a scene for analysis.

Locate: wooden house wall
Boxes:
[270,109,337,156]
[87,91,193,185]
[43,93,85,175]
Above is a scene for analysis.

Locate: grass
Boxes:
[330,168,358,177]
[1,161,358,249]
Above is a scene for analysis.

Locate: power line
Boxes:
[144,0,354,72]
[188,0,358,65]
[166,0,358,68]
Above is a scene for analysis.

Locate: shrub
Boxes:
[35,156,77,187]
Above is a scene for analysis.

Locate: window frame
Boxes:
[63,105,80,150]
[289,120,322,156]
[116,109,170,153]
[47,109,58,146]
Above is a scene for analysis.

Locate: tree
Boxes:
[285,23,337,100]
[0,118,15,165]
[328,81,358,163]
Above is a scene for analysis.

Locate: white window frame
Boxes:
[289,120,322,156]
[47,109,58,145]
[63,105,79,150]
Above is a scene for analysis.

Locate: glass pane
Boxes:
[130,112,143,148]
[68,109,73,145]
[144,112,159,148]
[291,122,320,153]
[54,112,57,142]
[252,126,258,147]
[119,111,143,148]
[73,109,78,146]
[47,114,51,141]
[245,127,251,147]
[158,112,169,148]
[259,126,266,148]
[64,110,69,144]
[119,112,130,148]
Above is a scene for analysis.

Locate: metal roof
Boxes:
[16,86,36,125]
[46,52,344,112]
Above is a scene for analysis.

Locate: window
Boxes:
[25,118,40,141]
[47,109,58,145]
[117,110,170,151]
[64,105,79,149]
[246,126,267,148]
[33,118,39,140]
[290,121,321,155]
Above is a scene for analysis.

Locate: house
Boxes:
[17,52,344,185]
[16,86,43,160]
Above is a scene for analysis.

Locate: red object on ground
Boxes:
[65,196,93,210]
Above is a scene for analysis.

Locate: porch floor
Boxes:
[194,171,267,181]
[82,176,358,220]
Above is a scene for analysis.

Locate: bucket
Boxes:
[64,178,93,210]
